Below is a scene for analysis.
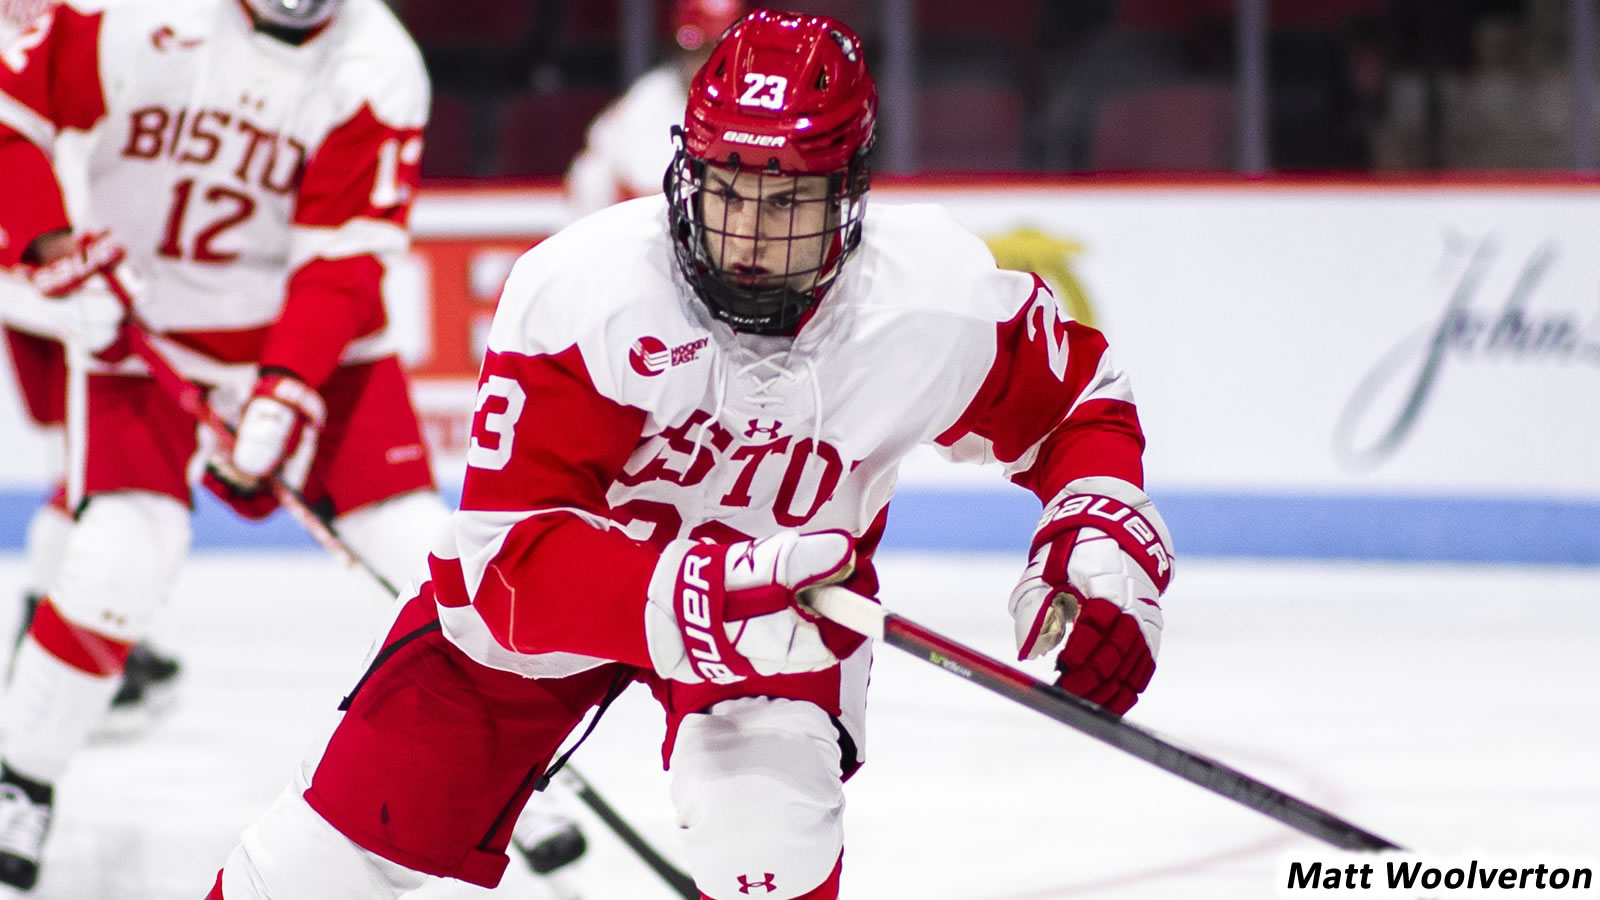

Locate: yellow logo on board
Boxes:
[983,227,1097,330]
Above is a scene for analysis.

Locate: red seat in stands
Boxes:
[1089,83,1236,171]
[494,89,617,177]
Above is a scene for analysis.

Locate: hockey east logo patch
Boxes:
[629,335,709,377]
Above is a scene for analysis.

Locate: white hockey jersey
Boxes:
[426,197,1149,688]
[0,0,426,371]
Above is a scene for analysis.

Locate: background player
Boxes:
[0,0,584,892]
[204,10,1173,900]
[563,0,746,218]
[0,0,182,723]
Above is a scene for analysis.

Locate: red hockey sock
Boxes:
[29,596,134,676]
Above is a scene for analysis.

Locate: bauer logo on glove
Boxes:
[1035,491,1173,586]
[1009,476,1175,715]
[646,530,857,685]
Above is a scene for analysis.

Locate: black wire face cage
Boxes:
[665,131,871,336]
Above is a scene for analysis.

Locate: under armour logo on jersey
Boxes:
[744,419,783,439]
[629,335,710,377]
[737,873,778,894]
[729,537,762,576]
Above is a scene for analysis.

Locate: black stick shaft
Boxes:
[805,585,1400,853]
[880,613,1401,851]
[559,770,699,899]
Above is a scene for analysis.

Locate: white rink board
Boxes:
[408,182,1600,500]
[915,185,1600,500]
[4,183,1599,561]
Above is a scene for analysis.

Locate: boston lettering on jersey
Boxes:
[612,409,855,533]
[121,105,306,196]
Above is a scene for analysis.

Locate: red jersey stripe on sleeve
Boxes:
[458,346,660,661]
[0,131,68,265]
[936,274,1146,500]
[470,512,659,665]
[0,6,105,264]
[293,103,422,230]
[1008,397,1145,499]
[0,5,107,129]
[259,255,386,388]
[462,345,647,513]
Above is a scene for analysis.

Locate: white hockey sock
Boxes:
[21,502,72,599]
[333,491,449,599]
[0,636,122,783]
[221,788,429,900]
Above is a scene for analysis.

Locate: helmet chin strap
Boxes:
[694,272,815,337]
[250,18,318,45]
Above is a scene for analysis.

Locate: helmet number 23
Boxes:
[738,73,789,110]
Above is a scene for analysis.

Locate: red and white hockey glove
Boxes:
[1009,477,1174,715]
[200,467,281,520]
[646,530,856,684]
[27,230,132,360]
[210,371,325,495]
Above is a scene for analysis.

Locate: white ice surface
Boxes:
[0,552,1595,900]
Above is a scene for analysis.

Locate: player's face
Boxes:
[698,167,836,293]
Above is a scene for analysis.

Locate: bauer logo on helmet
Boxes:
[721,130,787,148]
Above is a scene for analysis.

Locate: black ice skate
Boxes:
[514,815,587,874]
[97,642,183,738]
[0,766,52,893]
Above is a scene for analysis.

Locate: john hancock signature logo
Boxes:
[1333,231,1600,469]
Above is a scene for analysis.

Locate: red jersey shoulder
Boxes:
[289,0,430,228]
[0,1,110,130]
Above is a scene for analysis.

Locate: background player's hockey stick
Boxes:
[96,270,701,899]
[806,585,1404,852]
[110,311,403,596]
[553,769,700,899]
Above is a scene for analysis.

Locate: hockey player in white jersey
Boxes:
[0,0,584,892]
[206,9,1174,900]
[0,0,189,733]
[564,0,746,217]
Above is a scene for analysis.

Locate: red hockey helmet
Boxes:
[666,10,877,335]
[671,0,746,51]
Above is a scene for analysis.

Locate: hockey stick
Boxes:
[113,320,401,597]
[75,265,398,593]
[806,585,1404,852]
[96,271,700,899]
[554,769,700,899]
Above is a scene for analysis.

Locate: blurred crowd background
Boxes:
[394,0,1600,179]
